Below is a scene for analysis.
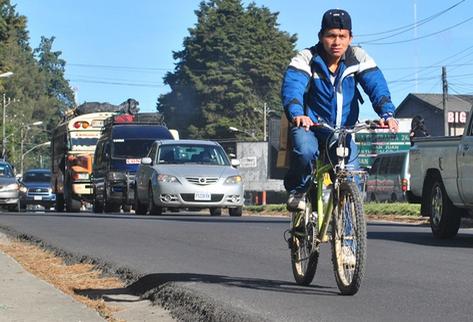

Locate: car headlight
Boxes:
[157,174,179,183]
[19,186,28,193]
[224,175,242,185]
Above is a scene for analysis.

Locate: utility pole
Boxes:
[2,93,10,158]
[442,66,448,136]
[263,102,267,141]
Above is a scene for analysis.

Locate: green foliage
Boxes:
[0,0,74,171]
[157,0,297,139]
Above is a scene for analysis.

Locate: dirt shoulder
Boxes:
[0,233,175,322]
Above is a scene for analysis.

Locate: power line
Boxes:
[70,78,168,88]
[388,43,473,83]
[356,0,465,41]
[360,16,473,45]
[68,63,173,72]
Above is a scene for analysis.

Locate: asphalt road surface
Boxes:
[0,211,472,322]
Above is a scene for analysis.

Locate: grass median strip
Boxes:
[244,202,426,222]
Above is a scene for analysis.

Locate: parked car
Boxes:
[0,160,19,211]
[19,168,55,211]
[365,151,410,202]
[134,139,244,216]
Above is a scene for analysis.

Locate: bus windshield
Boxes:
[70,138,99,151]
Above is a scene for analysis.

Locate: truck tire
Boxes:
[103,185,120,213]
[429,178,461,239]
[92,196,103,213]
[66,194,81,212]
[55,193,65,212]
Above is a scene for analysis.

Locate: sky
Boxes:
[12,0,473,120]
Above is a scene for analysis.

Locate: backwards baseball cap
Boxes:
[321,9,352,31]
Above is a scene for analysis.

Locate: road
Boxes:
[0,211,472,321]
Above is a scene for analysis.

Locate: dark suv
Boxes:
[19,168,56,210]
[92,113,176,213]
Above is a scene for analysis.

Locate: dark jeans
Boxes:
[284,126,360,193]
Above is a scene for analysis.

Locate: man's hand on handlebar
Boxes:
[379,117,399,133]
[292,115,314,131]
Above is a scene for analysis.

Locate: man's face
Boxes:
[320,29,352,60]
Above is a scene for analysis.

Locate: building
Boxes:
[395,93,473,136]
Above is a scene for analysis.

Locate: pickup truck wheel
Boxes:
[429,180,461,239]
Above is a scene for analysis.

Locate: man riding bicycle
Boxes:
[281,9,399,211]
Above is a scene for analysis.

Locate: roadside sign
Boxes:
[355,118,411,168]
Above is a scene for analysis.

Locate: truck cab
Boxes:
[92,113,176,213]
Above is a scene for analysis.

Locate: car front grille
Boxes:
[27,188,50,195]
[185,177,219,185]
[180,193,224,202]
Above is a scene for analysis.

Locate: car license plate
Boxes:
[195,192,211,201]
[34,196,43,200]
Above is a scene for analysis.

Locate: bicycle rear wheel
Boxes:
[290,194,319,285]
[331,181,366,295]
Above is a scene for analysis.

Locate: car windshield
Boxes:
[112,139,155,158]
[0,164,14,177]
[22,172,51,183]
[157,144,230,165]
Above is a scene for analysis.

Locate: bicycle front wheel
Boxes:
[290,195,319,285]
[331,181,366,295]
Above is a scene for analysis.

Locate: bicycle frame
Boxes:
[308,122,370,244]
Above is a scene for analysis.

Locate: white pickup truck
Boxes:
[409,109,473,239]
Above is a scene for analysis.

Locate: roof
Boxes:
[159,139,221,146]
[111,125,173,139]
[397,93,473,113]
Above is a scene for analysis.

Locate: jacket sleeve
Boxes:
[281,49,312,122]
[353,48,395,119]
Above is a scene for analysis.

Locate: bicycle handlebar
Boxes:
[310,120,382,134]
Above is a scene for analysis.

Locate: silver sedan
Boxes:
[134,139,244,216]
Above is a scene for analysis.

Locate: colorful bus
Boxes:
[51,112,115,212]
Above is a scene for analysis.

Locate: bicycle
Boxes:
[286,120,377,295]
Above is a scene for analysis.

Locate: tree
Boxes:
[0,0,73,170]
[34,36,75,112]
[157,0,297,139]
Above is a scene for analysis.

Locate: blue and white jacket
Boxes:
[281,44,395,127]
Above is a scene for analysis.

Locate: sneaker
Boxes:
[287,192,306,211]
[342,245,356,268]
